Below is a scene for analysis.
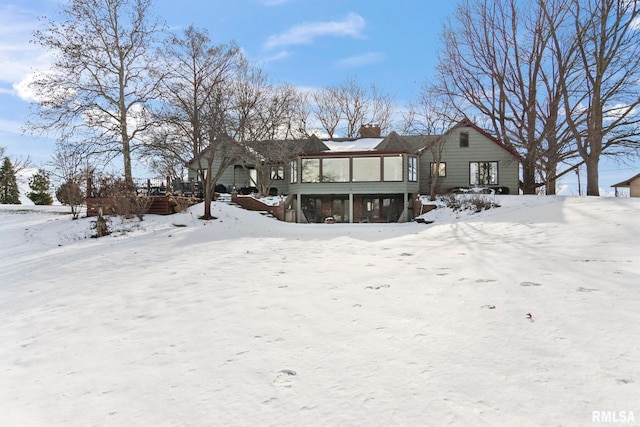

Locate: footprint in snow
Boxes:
[576,287,599,293]
[273,370,297,388]
[520,281,543,287]
[365,284,390,290]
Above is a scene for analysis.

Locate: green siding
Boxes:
[419,126,519,194]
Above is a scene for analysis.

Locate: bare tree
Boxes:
[146,26,243,219]
[228,64,305,197]
[312,77,396,138]
[49,141,91,186]
[0,146,32,175]
[27,0,165,184]
[402,83,462,200]
[289,90,313,139]
[202,81,246,214]
[554,0,640,195]
[370,85,396,136]
[312,87,342,138]
[156,26,240,163]
[437,0,578,194]
[336,77,368,137]
[242,140,297,197]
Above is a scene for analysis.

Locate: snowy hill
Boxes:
[1,196,639,426]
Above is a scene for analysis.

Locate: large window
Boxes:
[290,160,298,183]
[352,157,381,181]
[430,162,446,177]
[383,156,403,181]
[322,158,350,182]
[302,159,320,183]
[408,156,417,182]
[470,161,498,185]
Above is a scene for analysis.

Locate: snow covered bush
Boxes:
[441,193,499,213]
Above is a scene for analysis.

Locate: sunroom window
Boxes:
[352,157,381,181]
[301,159,320,183]
[322,158,350,182]
[383,156,403,181]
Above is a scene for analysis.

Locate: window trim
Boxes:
[430,162,447,178]
[408,156,418,182]
[469,161,499,186]
[382,155,403,182]
[270,165,285,181]
[459,132,469,148]
[301,158,321,183]
[352,156,382,182]
[289,160,298,184]
[321,157,350,182]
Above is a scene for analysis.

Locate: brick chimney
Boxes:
[359,123,381,138]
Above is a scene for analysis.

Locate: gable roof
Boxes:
[417,118,524,161]
[611,172,640,188]
[245,135,330,156]
[375,131,419,152]
[297,135,330,154]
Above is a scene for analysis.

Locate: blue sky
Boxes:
[0,0,637,193]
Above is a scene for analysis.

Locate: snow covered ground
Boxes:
[1,195,639,426]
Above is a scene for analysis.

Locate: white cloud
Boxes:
[0,4,53,99]
[263,12,366,50]
[13,72,45,103]
[336,52,386,68]
[261,50,293,64]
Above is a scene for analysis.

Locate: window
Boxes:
[352,157,381,181]
[460,132,469,147]
[270,165,284,180]
[289,160,298,183]
[430,162,446,177]
[322,158,350,182]
[408,156,418,182]
[470,161,498,185]
[383,156,403,181]
[301,159,320,183]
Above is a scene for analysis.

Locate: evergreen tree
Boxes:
[28,169,54,205]
[0,157,20,204]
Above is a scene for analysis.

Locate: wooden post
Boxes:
[86,175,93,198]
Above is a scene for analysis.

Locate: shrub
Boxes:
[91,177,151,220]
[56,181,85,219]
[441,193,499,213]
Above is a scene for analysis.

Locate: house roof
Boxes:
[375,131,418,152]
[187,119,521,164]
[245,135,330,157]
[297,135,330,154]
[416,118,524,161]
[323,137,384,152]
[611,172,640,188]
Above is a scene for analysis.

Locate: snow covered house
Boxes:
[187,119,521,223]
